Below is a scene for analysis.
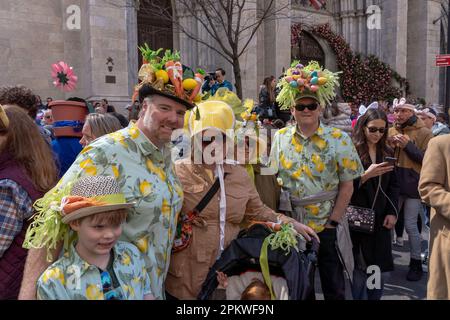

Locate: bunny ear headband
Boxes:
[416,108,437,121]
[393,97,415,111]
[358,101,379,117]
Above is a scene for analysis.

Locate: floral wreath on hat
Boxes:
[132,44,205,109]
[276,60,340,110]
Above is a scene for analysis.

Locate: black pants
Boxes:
[317,227,345,300]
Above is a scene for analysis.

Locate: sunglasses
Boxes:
[294,103,319,112]
[100,270,120,300]
[366,126,386,134]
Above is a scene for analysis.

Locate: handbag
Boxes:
[172,175,225,253]
[345,177,381,234]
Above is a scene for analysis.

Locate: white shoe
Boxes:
[395,237,404,247]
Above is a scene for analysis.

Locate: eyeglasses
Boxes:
[366,126,386,134]
[294,103,319,112]
[100,270,120,300]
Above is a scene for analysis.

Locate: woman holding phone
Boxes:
[349,108,400,300]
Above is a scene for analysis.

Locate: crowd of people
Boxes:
[1,55,450,302]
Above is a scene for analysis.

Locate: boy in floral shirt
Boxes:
[37,176,153,300]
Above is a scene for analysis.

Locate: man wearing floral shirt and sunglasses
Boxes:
[270,61,364,300]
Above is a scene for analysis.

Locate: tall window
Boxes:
[137,0,173,65]
[291,31,325,66]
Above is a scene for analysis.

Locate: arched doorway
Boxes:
[291,31,325,66]
[137,0,173,66]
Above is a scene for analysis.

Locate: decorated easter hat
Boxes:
[0,104,9,131]
[189,100,235,137]
[133,44,204,110]
[24,176,133,261]
[59,176,133,223]
[277,60,340,110]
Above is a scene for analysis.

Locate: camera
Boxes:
[204,72,217,83]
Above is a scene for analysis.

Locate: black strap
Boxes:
[194,173,227,214]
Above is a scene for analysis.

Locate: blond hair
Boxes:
[85,113,122,138]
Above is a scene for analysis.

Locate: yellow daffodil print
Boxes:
[146,159,167,181]
[86,284,104,300]
[291,136,303,153]
[139,179,152,197]
[291,166,303,180]
[161,198,171,217]
[280,152,293,170]
[42,267,65,285]
[110,131,128,148]
[305,204,320,216]
[317,126,324,135]
[135,235,149,254]
[311,135,327,150]
[128,125,140,139]
[307,220,325,233]
[302,164,313,180]
[342,158,359,171]
[80,145,93,155]
[331,128,342,139]
[112,165,119,179]
[121,252,131,266]
[79,158,97,176]
[311,153,325,173]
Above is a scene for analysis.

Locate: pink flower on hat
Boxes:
[51,61,78,92]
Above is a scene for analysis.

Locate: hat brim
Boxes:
[139,85,195,110]
[294,94,320,104]
[61,203,134,223]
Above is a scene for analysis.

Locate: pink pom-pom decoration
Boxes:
[51,61,78,92]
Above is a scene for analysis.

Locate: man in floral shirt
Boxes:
[271,61,364,300]
[21,85,189,300]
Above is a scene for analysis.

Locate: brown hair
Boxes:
[0,85,39,119]
[352,108,393,166]
[71,209,128,227]
[2,106,58,192]
[241,279,271,300]
[263,76,276,104]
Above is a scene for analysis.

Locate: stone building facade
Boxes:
[0,0,447,109]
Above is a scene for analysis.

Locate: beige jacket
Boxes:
[165,162,278,299]
[419,135,450,299]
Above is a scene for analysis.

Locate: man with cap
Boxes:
[270,61,364,300]
[388,98,433,281]
[416,107,450,136]
[20,49,196,300]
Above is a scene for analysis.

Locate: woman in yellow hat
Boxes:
[165,99,319,300]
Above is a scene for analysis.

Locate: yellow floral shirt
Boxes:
[52,123,183,299]
[37,241,151,300]
[270,124,364,232]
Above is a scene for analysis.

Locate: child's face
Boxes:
[71,217,122,256]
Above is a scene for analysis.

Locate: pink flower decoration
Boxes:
[51,61,78,92]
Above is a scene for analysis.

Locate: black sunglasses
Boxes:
[294,103,319,112]
[366,126,386,134]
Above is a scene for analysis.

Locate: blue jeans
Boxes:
[352,269,389,300]
[398,197,423,260]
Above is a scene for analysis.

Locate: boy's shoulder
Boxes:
[114,241,144,261]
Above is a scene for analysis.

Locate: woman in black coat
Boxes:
[350,108,399,300]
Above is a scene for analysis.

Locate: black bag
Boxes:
[345,176,381,234]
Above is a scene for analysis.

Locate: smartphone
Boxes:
[384,157,397,165]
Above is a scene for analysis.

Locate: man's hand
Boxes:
[393,134,410,149]
[383,214,397,229]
